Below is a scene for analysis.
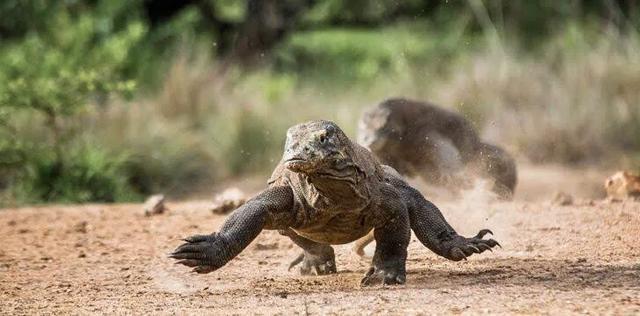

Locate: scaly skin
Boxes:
[170,120,500,285]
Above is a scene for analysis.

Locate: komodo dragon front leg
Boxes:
[391,176,500,261]
[355,168,500,260]
[361,187,412,285]
[170,186,295,273]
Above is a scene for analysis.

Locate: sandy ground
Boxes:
[1,165,639,315]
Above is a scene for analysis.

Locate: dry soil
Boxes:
[1,166,639,315]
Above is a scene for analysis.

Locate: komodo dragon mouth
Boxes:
[284,157,312,172]
[285,156,357,181]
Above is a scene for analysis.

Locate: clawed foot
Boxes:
[442,229,501,261]
[169,233,229,273]
[288,250,337,276]
[360,265,406,286]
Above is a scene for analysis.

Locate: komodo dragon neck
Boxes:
[305,162,370,211]
[291,162,373,243]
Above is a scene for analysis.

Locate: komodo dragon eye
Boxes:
[319,135,327,144]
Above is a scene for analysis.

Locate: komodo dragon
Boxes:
[358,98,517,198]
[170,120,500,285]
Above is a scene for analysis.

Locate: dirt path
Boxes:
[1,168,639,314]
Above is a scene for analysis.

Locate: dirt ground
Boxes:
[1,165,639,315]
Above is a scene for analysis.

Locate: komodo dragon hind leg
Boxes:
[279,229,337,275]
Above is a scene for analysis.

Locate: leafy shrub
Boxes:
[13,145,138,203]
[0,4,142,204]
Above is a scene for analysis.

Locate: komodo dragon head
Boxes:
[282,120,360,179]
[358,103,405,152]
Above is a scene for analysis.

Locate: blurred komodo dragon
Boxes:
[358,98,517,198]
[170,120,500,285]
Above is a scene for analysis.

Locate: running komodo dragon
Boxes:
[358,98,517,198]
[170,120,500,285]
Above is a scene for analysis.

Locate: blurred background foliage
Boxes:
[1,0,639,205]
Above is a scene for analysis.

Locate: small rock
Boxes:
[552,191,574,206]
[143,194,166,216]
[210,188,247,214]
[73,221,89,234]
[78,251,86,258]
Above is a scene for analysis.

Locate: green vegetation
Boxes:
[1,1,639,205]
[0,2,141,203]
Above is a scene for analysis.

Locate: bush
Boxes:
[12,145,138,203]
[0,4,142,205]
